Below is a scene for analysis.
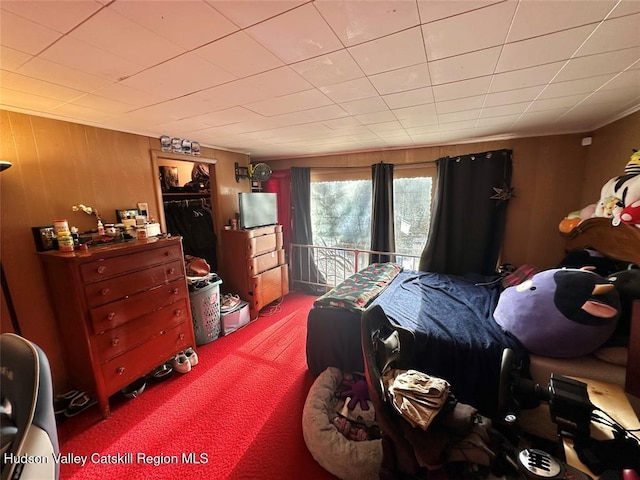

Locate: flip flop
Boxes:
[64,393,97,417]
[54,390,83,415]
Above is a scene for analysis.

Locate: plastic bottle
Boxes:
[57,230,74,252]
[97,219,105,236]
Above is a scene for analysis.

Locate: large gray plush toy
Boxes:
[494,268,620,357]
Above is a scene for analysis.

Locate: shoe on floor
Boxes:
[221,294,240,312]
[184,347,199,367]
[172,352,192,374]
[64,393,97,417]
[54,389,84,415]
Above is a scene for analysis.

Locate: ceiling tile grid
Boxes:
[1,0,638,160]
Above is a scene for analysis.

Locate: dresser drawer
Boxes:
[94,298,188,363]
[251,264,289,313]
[85,260,184,308]
[246,234,277,257]
[248,249,285,276]
[80,244,182,283]
[101,323,192,395]
[89,279,187,333]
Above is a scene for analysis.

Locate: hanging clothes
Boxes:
[164,199,217,271]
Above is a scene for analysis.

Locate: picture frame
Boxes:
[115,209,140,223]
[32,226,55,251]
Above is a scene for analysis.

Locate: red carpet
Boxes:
[58,292,338,480]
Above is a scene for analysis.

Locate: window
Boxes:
[308,165,434,284]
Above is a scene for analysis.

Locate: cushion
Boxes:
[494,268,620,358]
[302,367,382,480]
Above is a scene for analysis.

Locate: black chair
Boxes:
[360,304,424,479]
[1,333,59,480]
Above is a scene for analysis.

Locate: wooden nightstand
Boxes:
[562,377,640,477]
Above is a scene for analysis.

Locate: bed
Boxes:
[305,218,640,418]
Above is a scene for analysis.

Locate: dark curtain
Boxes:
[291,167,326,293]
[419,149,513,276]
[370,162,395,264]
[263,169,292,256]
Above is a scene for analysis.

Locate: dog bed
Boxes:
[302,367,382,480]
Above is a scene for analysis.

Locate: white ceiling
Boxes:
[1,0,639,161]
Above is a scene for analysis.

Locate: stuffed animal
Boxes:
[558,204,596,232]
[607,268,640,341]
[594,150,640,225]
[618,199,640,227]
[494,268,620,358]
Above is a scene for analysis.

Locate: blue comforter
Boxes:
[370,270,527,416]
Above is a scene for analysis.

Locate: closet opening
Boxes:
[150,150,220,272]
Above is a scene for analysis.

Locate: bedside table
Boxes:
[562,377,640,477]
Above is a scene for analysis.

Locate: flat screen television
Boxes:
[238,192,278,229]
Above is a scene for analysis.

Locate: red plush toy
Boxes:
[619,199,640,227]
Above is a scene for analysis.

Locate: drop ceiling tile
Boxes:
[432,76,491,102]
[489,62,565,92]
[437,109,480,124]
[417,1,502,24]
[339,96,389,115]
[507,0,616,43]
[208,0,306,28]
[393,103,437,120]
[40,36,145,81]
[0,71,84,102]
[245,89,333,116]
[479,102,529,118]
[496,25,596,73]
[436,95,485,114]
[484,86,545,107]
[369,63,431,95]
[554,48,640,82]
[577,13,640,57]
[0,9,61,55]
[429,46,501,85]
[0,46,33,71]
[610,0,640,17]
[242,67,314,98]
[528,94,589,112]
[383,87,434,109]
[314,0,420,47]
[354,111,397,125]
[514,108,569,127]
[192,107,263,128]
[50,102,111,122]
[422,2,515,61]
[193,80,268,112]
[245,3,343,64]
[320,77,378,103]
[323,117,364,130]
[601,69,640,91]
[539,74,617,100]
[194,31,283,78]
[476,114,521,128]
[437,119,478,131]
[1,0,102,34]
[68,94,134,115]
[348,27,426,75]
[120,51,236,98]
[290,49,364,87]
[69,8,185,68]
[16,57,113,92]
[303,105,350,122]
[158,116,220,134]
[582,86,640,107]
[110,1,238,50]
[92,83,165,107]
[0,88,64,111]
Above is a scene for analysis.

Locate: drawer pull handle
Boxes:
[117,367,125,375]
[97,266,106,274]
[179,333,185,340]
[174,309,182,317]
[165,250,172,257]
[101,288,110,296]
[172,288,179,295]
[168,268,176,275]
[107,312,116,320]
[111,338,119,346]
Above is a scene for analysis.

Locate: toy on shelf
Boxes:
[594,149,640,227]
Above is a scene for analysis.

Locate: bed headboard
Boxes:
[562,217,640,398]
[561,217,640,267]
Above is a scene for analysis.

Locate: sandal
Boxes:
[54,390,83,415]
[64,393,97,417]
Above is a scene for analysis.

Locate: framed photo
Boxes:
[159,166,179,191]
[115,209,140,223]
[32,226,55,251]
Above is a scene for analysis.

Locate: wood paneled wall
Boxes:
[1,107,638,392]
[0,110,249,391]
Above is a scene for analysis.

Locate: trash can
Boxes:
[188,273,222,346]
